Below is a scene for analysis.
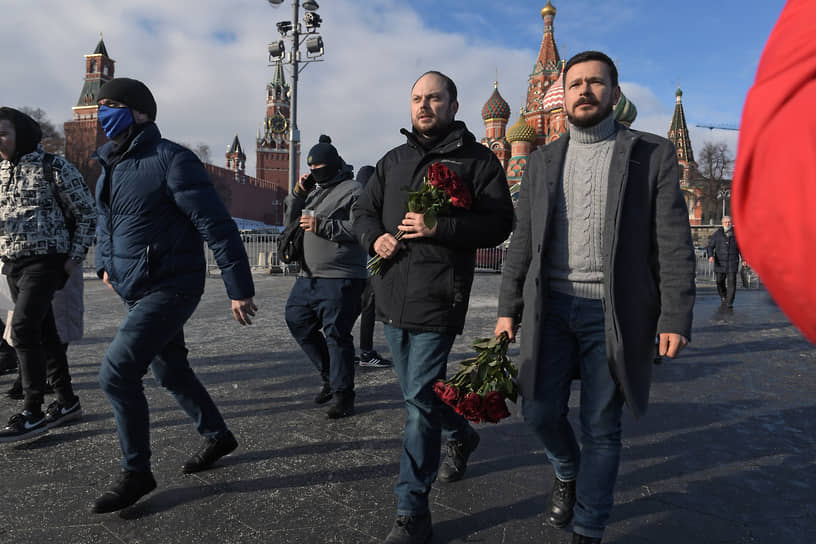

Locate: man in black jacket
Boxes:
[353,71,514,544]
[707,215,742,308]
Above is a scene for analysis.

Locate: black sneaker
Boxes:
[92,470,157,513]
[359,350,391,368]
[438,426,480,483]
[383,511,432,544]
[0,410,48,443]
[182,430,238,473]
[45,399,83,428]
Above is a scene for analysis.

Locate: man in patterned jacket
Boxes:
[0,107,97,442]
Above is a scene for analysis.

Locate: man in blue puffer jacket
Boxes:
[90,78,257,514]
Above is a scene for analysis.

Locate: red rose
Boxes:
[483,391,511,423]
[456,392,484,423]
[434,381,460,408]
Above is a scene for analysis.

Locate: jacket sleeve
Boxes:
[316,183,360,243]
[53,158,97,259]
[166,149,255,300]
[94,171,109,279]
[352,160,388,256]
[654,141,696,339]
[434,152,514,249]
[497,154,536,322]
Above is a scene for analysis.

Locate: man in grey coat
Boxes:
[284,135,367,419]
[495,51,695,544]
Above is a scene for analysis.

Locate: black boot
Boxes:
[544,475,576,528]
[438,426,480,483]
[182,430,238,473]
[92,470,157,513]
[315,371,332,404]
[327,390,355,419]
[0,346,17,375]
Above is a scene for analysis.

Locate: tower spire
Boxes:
[667,87,696,184]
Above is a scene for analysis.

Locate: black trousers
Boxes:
[5,255,75,413]
[359,279,375,352]
[716,271,737,308]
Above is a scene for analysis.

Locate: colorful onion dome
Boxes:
[542,78,564,113]
[506,110,537,143]
[614,91,638,126]
[676,87,683,97]
[481,82,511,121]
[541,0,556,18]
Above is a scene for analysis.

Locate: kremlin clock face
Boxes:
[270,114,287,133]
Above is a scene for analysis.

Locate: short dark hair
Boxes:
[563,51,618,88]
[412,71,458,102]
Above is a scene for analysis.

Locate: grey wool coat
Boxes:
[498,124,696,418]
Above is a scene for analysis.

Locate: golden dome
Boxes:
[506,110,537,143]
[541,0,556,18]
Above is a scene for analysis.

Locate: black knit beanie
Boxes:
[97,78,157,120]
[307,135,341,173]
[0,107,42,161]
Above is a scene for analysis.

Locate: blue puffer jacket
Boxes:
[93,123,254,302]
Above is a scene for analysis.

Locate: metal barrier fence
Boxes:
[695,252,761,288]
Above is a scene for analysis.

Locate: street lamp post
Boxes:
[717,188,731,219]
[267,0,325,194]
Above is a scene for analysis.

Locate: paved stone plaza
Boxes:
[1,274,814,543]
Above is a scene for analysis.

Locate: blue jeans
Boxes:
[384,325,471,516]
[99,289,228,472]
[285,277,364,393]
[522,291,624,539]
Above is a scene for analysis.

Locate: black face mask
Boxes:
[310,166,335,183]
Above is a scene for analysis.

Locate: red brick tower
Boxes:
[667,87,703,225]
[256,61,295,191]
[64,34,114,193]
[226,132,247,175]
[524,1,562,148]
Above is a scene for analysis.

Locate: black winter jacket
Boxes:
[353,121,514,335]
[707,228,741,273]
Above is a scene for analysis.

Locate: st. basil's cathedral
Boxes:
[479,1,703,225]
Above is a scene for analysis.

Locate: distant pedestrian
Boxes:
[91,78,256,513]
[0,107,96,443]
[354,165,390,369]
[284,135,367,418]
[353,71,514,544]
[495,51,695,543]
[706,216,743,309]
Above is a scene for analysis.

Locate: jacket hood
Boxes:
[0,107,42,162]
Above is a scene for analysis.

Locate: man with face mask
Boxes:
[0,107,96,443]
[283,135,367,419]
[91,78,257,513]
[495,51,695,543]
[707,215,743,309]
[353,71,514,544]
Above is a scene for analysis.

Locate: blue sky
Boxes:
[0,0,786,174]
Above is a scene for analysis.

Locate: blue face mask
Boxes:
[97,105,134,139]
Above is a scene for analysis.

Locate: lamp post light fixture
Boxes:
[266,0,325,193]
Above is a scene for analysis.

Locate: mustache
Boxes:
[575,97,598,106]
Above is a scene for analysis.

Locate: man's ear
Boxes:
[613,86,622,105]
[451,100,459,117]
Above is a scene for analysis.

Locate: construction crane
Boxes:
[696,123,739,131]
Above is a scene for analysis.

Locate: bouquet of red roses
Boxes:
[433,333,518,424]
[367,162,472,275]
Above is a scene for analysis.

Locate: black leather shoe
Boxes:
[327,391,355,419]
[544,476,576,528]
[383,510,432,544]
[315,381,332,404]
[572,532,601,543]
[92,470,157,513]
[182,430,238,473]
[438,426,480,483]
